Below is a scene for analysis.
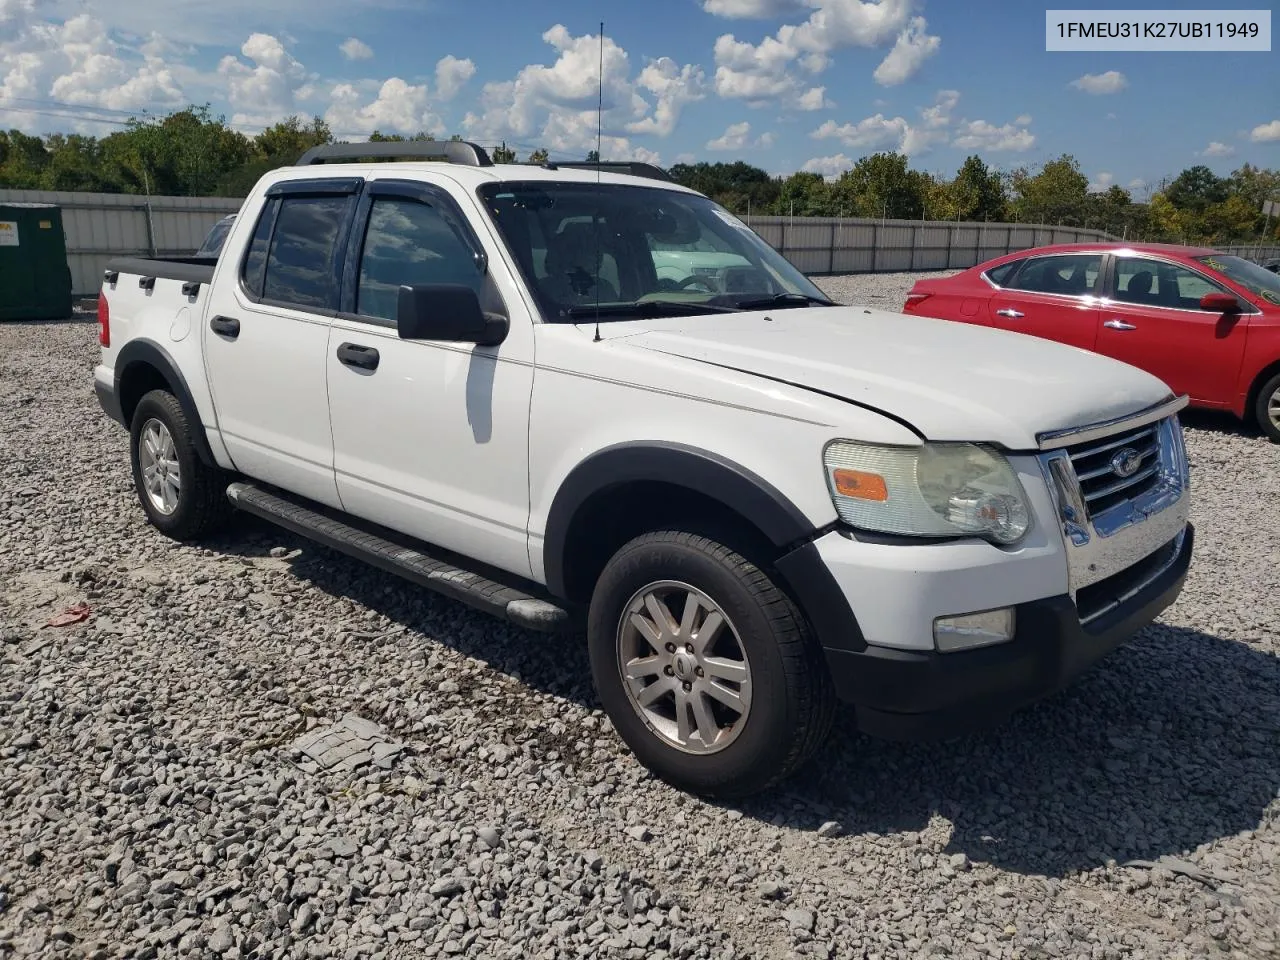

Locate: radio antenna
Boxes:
[592,20,604,343]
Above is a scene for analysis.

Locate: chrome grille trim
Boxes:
[1035,394,1188,451]
[1037,414,1191,617]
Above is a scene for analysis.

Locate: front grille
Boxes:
[1075,533,1182,627]
[1064,423,1163,517]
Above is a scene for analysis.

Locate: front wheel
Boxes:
[587,531,835,798]
[1254,372,1280,443]
[129,389,234,541]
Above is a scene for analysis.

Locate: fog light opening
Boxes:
[933,608,1016,653]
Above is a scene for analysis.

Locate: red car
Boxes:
[902,243,1280,441]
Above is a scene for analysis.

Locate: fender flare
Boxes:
[114,338,217,467]
[541,441,866,652]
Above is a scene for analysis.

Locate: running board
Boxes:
[225,482,574,633]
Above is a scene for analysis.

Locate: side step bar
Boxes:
[225,482,575,633]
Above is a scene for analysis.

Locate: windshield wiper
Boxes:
[565,300,740,319]
[732,292,836,310]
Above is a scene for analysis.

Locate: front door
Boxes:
[1095,255,1251,406]
[987,252,1104,351]
[325,178,536,580]
[202,178,361,508]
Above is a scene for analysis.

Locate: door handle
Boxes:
[210,315,240,338]
[995,308,1024,318]
[1104,319,1137,331]
[337,342,380,371]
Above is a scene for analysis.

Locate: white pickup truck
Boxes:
[93,142,1193,798]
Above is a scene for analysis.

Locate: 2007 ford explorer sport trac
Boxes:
[93,141,1194,798]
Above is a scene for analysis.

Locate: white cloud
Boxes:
[217,32,313,129]
[434,54,475,100]
[463,24,698,159]
[1070,70,1127,94]
[872,15,940,86]
[706,120,774,151]
[1250,119,1280,142]
[710,0,938,107]
[1128,178,1148,194]
[1201,141,1235,157]
[951,119,1035,152]
[1105,112,1117,120]
[702,0,807,17]
[339,37,372,61]
[627,57,707,136]
[1015,113,1031,125]
[674,152,697,165]
[0,12,185,129]
[801,153,853,179]
[1087,172,1114,193]
[809,87,963,156]
[324,77,441,137]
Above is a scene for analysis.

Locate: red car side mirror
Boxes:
[1200,292,1241,313]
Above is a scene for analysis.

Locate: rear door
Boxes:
[1094,254,1251,406]
[986,252,1104,350]
[202,178,361,508]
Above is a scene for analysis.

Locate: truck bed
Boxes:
[104,256,218,286]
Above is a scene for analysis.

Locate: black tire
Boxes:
[587,530,835,798]
[129,389,234,541]
[1253,372,1280,443]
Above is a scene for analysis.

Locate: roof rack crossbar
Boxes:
[297,140,494,167]
[540,160,672,182]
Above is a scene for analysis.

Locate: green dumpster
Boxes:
[0,203,74,321]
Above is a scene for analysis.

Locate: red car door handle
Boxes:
[1104,319,1137,330]
[995,308,1024,318]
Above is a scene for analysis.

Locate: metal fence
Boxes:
[742,215,1280,275]
[0,189,242,296]
[1,187,1277,297]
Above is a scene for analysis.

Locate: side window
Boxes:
[1114,258,1229,310]
[260,196,350,310]
[1006,254,1101,297]
[240,200,277,298]
[356,197,483,322]
[984,259,1023,286]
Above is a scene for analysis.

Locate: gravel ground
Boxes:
[2,272,1278,960]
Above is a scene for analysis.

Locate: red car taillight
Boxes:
[903,291,932,311]
[97,293,110,347]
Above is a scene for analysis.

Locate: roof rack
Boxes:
[296,140,494,167]
[539,160,673,183]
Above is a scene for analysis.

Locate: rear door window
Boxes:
[1006,254,1101,297]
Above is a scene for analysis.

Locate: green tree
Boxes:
[491,141,517,163]
[831,152,927,219]
[527,147,549,163]
[585,149,600,162]
[1010,154,1090,225]
[1165,164,1228,214]
[950,155,1007,221]
[668,161,780,215]
[0,130,53,188]
[775,172,835,217]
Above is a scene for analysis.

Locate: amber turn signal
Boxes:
[831,468,889,502]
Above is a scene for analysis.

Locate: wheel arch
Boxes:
[1245,357,1280,422]
[114,339,216,467]
[541,441,867,653]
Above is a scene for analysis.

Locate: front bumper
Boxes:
[824,523,1193,740]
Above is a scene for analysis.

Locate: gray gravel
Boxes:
[2,275,1278,959]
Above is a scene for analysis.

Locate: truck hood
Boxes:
[608,306,1175,449]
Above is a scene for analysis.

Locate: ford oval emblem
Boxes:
[1110,447,1143,479]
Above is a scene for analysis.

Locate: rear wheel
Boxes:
[129,390,234,541]
[1254,372,1280,443]
[587,530,835,798]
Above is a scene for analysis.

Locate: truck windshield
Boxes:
[1197,254,1280,305]
[476,181,831,321]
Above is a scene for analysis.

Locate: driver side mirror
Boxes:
[1200,291,1241,313]
[397,284,508,346]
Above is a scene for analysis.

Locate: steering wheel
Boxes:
[677,275,717,294]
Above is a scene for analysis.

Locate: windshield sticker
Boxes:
[1263,290,1280,305]
[1203,257,1226,272]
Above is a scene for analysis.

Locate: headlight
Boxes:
[823,440,1031,545]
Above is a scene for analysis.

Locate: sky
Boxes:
[1,0,1277,193]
